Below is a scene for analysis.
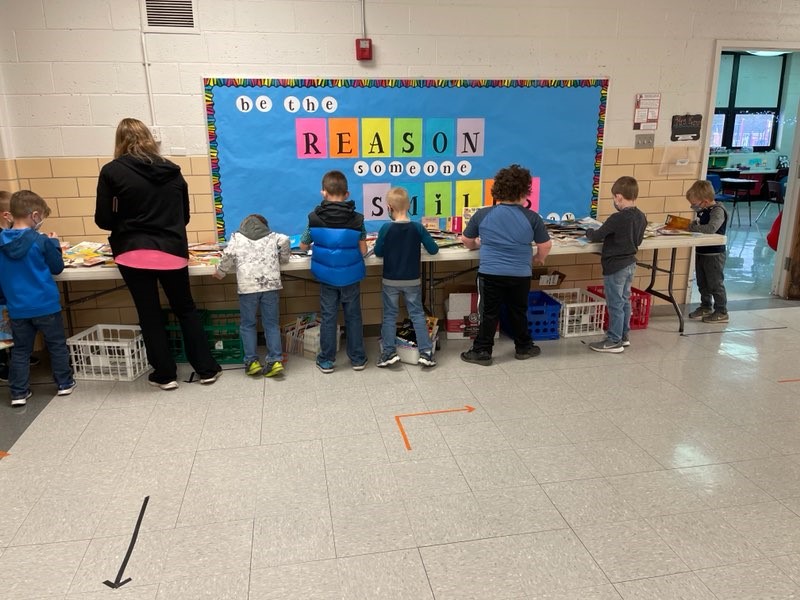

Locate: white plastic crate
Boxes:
[67,324,148,381]
[546,288,606,337]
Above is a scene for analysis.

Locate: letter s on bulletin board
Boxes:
[204,78,608,241]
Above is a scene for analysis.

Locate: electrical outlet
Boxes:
[635,133,654,149]
[150,127,162,143]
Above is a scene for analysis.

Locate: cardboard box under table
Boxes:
[444,293,499,340]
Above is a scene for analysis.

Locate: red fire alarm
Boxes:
[355,38,373,61]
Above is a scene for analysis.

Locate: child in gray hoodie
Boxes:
[215,214,291,377]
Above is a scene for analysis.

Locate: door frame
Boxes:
[703,39,799,298]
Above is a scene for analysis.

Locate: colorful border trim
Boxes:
[203,78,608,240]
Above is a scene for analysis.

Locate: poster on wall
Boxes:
[633,92,660,130]
[204,78,608,241]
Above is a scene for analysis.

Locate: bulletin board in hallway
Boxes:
[204,78,608,242]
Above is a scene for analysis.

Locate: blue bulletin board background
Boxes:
[204,78,607,241]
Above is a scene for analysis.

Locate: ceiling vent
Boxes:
[140,0,199,34]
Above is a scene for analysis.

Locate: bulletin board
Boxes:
[204,78,608,241]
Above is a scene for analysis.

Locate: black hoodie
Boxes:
[95,154,191,258]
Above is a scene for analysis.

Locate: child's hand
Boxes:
[212,269,225,280]
[47,231,58,239]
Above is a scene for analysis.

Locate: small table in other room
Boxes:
[720,177,757,226]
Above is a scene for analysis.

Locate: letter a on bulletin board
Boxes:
[204,78,608,241]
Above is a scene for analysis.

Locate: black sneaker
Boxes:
[621,334,630,347]
[702,311,729,323]
[515,345,541,360]
[688,306,712,319]
[417,351,437,367]
[460,349,492,366]
[376,351,400,368]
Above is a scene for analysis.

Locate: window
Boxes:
[714,52,786,150]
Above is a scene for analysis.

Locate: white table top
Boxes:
[55,233,727,282]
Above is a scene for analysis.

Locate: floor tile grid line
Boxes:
[414,546,438,600]
[319,430,341,565]
[426,377,640,589]
[571,518,694,590]
[638,517,766,582]
[4,409,129,552]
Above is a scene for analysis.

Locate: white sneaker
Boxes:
[199,370,222,385]
[148,380,178,391]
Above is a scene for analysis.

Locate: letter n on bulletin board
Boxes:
[204,78,608,241]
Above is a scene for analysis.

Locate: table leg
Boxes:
[641,248,685,333]
[62,281,74,337]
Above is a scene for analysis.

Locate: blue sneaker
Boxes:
[57,381,77,396]
[316,359,334,374]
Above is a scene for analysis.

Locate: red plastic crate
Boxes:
[586,286,652,330]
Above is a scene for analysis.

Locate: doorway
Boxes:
[702,42,800,305]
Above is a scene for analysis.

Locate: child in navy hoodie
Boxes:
[373,187,439,368]
[0,190,75,405]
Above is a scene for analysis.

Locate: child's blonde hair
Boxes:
[686,180,715,203]
[386,187,410,212]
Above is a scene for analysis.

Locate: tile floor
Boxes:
[0,206,797,599]
[720,199,779,303]
[2,305,800,599]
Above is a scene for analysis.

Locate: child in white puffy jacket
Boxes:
[215,214,290,377]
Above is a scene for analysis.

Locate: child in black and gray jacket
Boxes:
[686,179,729,323]
[584,176,647,353]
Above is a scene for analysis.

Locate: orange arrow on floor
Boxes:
[394,405,475,451]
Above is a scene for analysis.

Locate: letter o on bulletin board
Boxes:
[204,78,608,240]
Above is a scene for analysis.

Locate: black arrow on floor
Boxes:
[103,495,150,589]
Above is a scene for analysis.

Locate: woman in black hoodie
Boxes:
[95,118,221,389]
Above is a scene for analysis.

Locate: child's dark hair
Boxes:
[611,176,639,201]
[322,170,348,196]
[491,164,532,202]
[10,190,51,219]
[0,190,10,213]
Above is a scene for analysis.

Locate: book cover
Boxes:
[665,214,691,230]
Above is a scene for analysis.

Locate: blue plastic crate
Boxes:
[525,291,561,340]
[499,291,561,341]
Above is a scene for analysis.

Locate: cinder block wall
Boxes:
[0,147,698,333]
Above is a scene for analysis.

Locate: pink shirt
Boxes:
[115,249,188,270]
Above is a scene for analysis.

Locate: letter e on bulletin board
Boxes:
[204,78,608,240]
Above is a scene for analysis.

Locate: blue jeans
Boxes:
[604,262,636,344]
[239,290,283,364]
[381,284,432,355]
[9,311,73,398]
[319,282,365,364]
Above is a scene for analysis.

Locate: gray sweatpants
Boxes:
[696,252,727,313]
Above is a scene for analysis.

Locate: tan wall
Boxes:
[0,149,700,333]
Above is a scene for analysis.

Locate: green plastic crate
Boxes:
[163,308,244,365]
